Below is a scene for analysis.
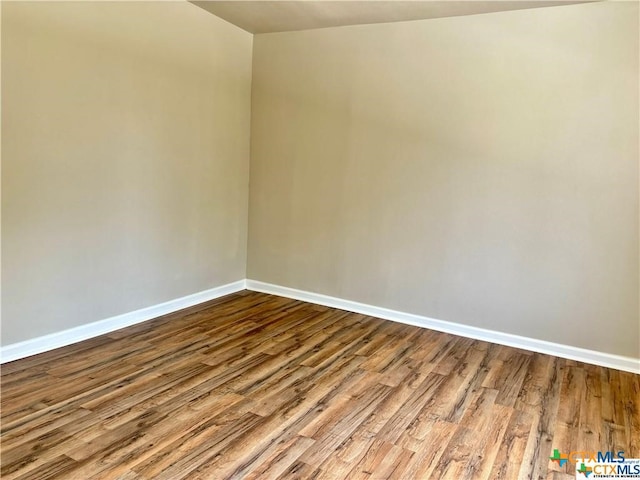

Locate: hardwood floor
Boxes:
[1,291,638,479]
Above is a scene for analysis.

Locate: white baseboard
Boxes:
[0,280,246,364]
[3,278,638,374]
[245,279,640,374]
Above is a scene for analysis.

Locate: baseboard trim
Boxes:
[0,280,247,364]
[245,279,640,374]
[3,278,637,373]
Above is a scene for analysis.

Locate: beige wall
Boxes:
[248,2,639,357]
[2,1,638,359]
[2,1,253,345]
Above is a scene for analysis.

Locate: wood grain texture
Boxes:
[1,291,639,479]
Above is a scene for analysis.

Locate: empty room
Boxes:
[1,0,638,479]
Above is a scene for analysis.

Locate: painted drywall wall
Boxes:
[248,2,639,357]
[1,1,253,345]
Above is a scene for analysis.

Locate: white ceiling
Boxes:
[191,1,595,34]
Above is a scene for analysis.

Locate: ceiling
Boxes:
[191,1,595,34]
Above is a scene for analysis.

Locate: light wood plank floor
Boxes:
[1,291,638,479]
